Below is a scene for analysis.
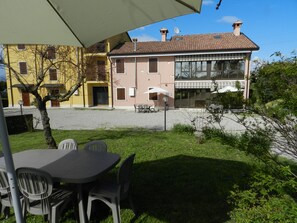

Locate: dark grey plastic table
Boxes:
[0,149,121,223]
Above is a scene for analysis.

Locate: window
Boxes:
[193,61,207,79]
[211,60,244,79]
[17,44,25,50]
[19,62,27,74]
[148,88,157,100]
[47,46,56,59]
[49,68,57,80]
[116,59,124,73]
[97,60,106,81]
[117,88,125,100]
[175,59,244,80]
[149,58,158,73]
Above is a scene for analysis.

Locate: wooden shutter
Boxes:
[117,88,125,100]
[116,59,124,73]
[47,46,56,59]
[19,62,27,74]
[49,69,57,80]
[97,60,106,81]
[149,92,157,100]
[17,44,25,50]
[149,58,158,73]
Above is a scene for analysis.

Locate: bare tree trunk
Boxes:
[35,96,57,149]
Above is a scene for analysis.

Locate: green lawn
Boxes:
[1,128,259,223]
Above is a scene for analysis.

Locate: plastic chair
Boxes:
[87,154,136,223]
[0,167,13,219]
[84,140,107,153]
[16,167,74,223]
[58,139,78,150]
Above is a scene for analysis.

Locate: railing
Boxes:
[86,72,110,82]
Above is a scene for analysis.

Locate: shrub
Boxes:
[171,123,195,134]
[202,127,272,161]
[202,127,239,145]
[228,168,297,223]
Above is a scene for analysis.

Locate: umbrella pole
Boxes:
[0,95,24,223]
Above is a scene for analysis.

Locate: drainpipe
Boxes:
[78,47,85,107]
[132,38,138,102]
[245,53,251,100]
[6,45,14,107]
[108,57,114,109]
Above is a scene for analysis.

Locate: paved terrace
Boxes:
[3,107,245,132]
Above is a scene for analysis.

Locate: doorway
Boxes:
[21,91,30,106]
[50,89,60,107]
[93,87,108,106]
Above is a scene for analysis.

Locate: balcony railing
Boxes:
[86,72,110,82]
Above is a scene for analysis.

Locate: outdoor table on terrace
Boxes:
[135,104,156,113]
[0,149,120,223]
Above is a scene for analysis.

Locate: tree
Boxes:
[205,52,297,160]
[1,45,87,149]
[251,52,297,117]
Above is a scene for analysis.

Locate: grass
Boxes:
[1,128,260,223]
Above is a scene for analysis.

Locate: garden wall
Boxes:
[5,114,33,134]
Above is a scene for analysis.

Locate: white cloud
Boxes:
[203,0,214,5]
[217,16,240,24]
[131,34,158,42]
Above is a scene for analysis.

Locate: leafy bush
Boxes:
[202,127,272,162]
[228,168,297,223]
[202,127,239,146]
[171,123,195,134]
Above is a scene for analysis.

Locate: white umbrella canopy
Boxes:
[144,87,169,94]
[213,85,242,93]
[0,1,202,222]
[0,0,202,47]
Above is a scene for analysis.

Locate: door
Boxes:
[93,87,108,106]
[51,89,60,107]
[21,92,30,106]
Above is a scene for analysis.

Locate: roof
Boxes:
[109,32,259,56]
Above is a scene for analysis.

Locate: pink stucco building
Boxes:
[109,21,259,109]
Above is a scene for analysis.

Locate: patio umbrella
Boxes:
[212,85,242,93]
[0,0,202,48]
[144,87,169,94]
[0,1,202,222]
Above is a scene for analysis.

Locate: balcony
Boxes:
[85,42,106,54]
[86,72,110,82]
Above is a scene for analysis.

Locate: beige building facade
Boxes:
[109,21,259,109]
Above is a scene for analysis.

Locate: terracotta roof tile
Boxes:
[109,32,259,56]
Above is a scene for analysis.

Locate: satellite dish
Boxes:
[174,27,180,35]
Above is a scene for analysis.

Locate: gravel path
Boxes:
[3,107,246,132]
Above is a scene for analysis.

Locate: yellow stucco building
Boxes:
[4,33,130,108]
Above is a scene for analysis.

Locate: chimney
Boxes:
[132,38,138,51]
[160,28,168,42]
[232,20,243,36]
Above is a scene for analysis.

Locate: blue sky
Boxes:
[129,0,297,62]
[1,0,296,80]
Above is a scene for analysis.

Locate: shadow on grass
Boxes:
[130,155,251,223]
[88,155,252,223]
